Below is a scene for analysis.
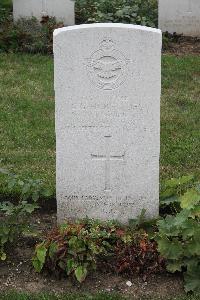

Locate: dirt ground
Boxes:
[0,212,185,299]
[163,36,200,56]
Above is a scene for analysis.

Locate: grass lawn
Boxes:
[0,292,123,300]
[0,53,200,196]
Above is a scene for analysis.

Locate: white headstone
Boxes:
[159,0,200,37]
[13,0,75,26]
[54,24,162,224]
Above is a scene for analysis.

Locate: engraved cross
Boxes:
[91,136,125,191]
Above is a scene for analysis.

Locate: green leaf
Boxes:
[181,219,197,240]
[174,209,190,226]
[1,252,7,261]
[18,180,24,186]
[68,236,78,248]
[68,236,86,253]
[184,263,200,293]
[164,175,194,188]
[157,216,179,236]
[163,178,180,188]
[1,235,9,245]
[32,257,43,273]
[67,258,77,275]
[8,179,16,190]
[60,224,69,233]
[3,227,10,235]
[186,238,200,256]
[32,192,40,202]
[36,243,47,264]
[22,228,38,237]
[180,189,200,209]
[157,237,183,260]
[49,242,58,259]
[178,175,194,185]
[167,260,183,273]
[194,229,200,244]
[22,183,31,195]
[160,196,179,206]
[41,188,53,197]
[160,188,175,200]
[75,266,88,283]
[196,183,200,192]
[23,203,39,214]
[190,205,200,218]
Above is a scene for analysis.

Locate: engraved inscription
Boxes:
[91,136,125,191]
[59,98,143,130]
[87,38,129,90]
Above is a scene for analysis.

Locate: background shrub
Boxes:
[0,0,12,11]
[0,15,63,54]
[75,0,158,27]
[0,0,158,54]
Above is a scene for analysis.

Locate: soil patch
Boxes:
[0,212,185,299]
[163,36,200,56]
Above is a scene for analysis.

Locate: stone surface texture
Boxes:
[54,24,162,224]
[159,0,200,37]
[13,0,75,25]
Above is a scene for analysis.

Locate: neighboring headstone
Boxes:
[159,0,200,37]
[13,0,75,26]
[54,24,162,224]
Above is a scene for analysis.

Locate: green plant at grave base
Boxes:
[156,184,200,293]
[160,174,196,214]
[162,32,182,50]
[33,218,164,283]
[0,169,53,261]
[75,0,158,27]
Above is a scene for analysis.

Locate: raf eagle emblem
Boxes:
[87,38,128,90]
